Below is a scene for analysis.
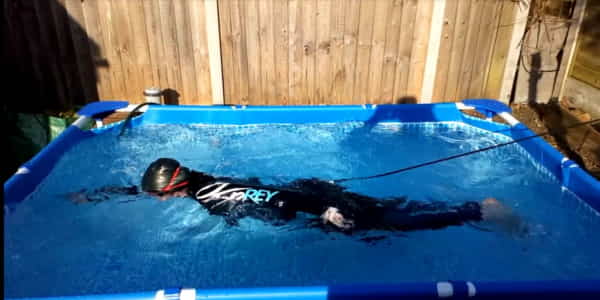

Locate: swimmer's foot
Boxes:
[481,198,527,236]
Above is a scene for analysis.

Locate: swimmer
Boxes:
[73,158,524,234]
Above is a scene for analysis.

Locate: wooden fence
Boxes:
[4,0,528,108]
[571,0,600,89]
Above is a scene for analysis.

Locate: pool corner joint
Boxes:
[560,157,580,187]
[457,99,520,126]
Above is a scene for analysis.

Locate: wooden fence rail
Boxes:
[4,0,527,109]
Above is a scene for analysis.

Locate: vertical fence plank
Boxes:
[392,0,418,100]
[259,0,276,105]
[111,0,142,102]
[484,1,517,99]
[379,0,403,103]
[366,0,391,103]
[96,0,127,100]
[21,0,49,103]
[245,0,262,104]
[340,0,361,104]
[467,0,501,98]
[479,0,504,99]
[302,0,317,104]
[315,0,332,104]
[189,0,213,104]
[555,0,588,102]
[441,0,471,102]
[33,0,69,105]
[288,0,303,104]
[406,0,433,100]
[432,0,458,102]
[230,0,249,104]
[65,0,99,103]
[329,0,347,104]
[421,0,446,103]
[81,0,112,99]
[455,0,484,100]
[499,0,529,103]
[173,0,199,104]
[158,0,184,104]
[353,0,376,103]
[204,0,224,104]
[50,0,87,106]
[273,0,290,104]
[218,0,235,103]
[128,0,155,102]
[142,0,165,91]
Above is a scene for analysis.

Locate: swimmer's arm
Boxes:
[68,185,139,204]
[280,195,356,230]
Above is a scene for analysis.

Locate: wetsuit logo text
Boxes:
[195,182,279,205]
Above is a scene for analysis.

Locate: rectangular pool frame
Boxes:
[5,100,600,299]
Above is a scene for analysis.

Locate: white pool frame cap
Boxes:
[436,281,476,298]
[497,112,520,127]
[455,102,521,127]
[72,116,92,129]
[437,282,453,298]
[179,288,196,300]
[15,167,30,175]
[155,288,195,300]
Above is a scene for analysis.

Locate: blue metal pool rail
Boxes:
[6,281,600,300]
[4,100,600,299]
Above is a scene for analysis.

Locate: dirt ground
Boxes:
[510,102,600,180]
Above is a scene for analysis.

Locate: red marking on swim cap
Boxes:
[162,166,189,192]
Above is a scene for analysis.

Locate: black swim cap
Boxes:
[141,158,191,193]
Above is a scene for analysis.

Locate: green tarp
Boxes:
[5,113,76,182]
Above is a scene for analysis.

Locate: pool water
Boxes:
[5,122,600,298]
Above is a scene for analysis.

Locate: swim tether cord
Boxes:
[118,102,156,137]
[117,104,599,184]
[330,118,600,184]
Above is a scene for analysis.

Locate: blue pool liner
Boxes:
[6,100,598,209]
[4,100,600,299]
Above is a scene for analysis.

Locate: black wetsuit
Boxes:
[187,171,483,231]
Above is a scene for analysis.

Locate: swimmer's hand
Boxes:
[68,191,91,204]
[67,186,138,205]
[481,198,527,236]
[321,207,354,230]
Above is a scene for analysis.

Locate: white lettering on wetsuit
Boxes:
[195,182,280,207]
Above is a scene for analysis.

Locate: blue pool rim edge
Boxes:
[4,100,600,299]
[5,281,600,300]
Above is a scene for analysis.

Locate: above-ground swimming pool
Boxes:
[5,100,600,299]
